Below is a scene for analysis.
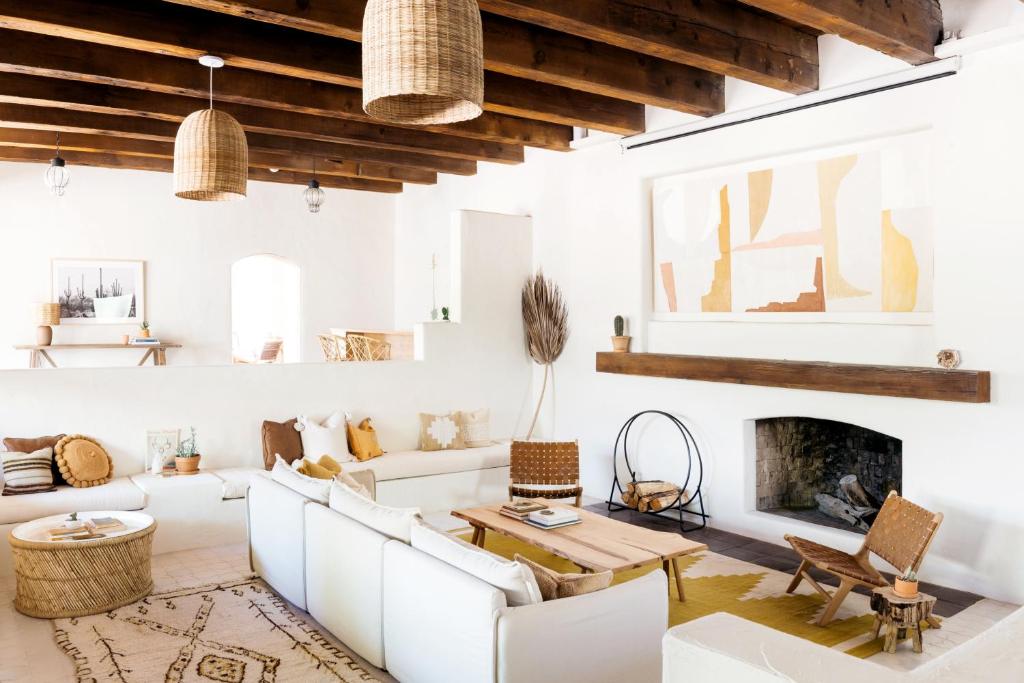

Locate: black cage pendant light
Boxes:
[304,159,325,213]
[43,133,70,197]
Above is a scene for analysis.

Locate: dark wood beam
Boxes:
[0,127,437,184]
[0,145,404,192]
[0,73,479,175]
[477,0,819,94]
[738,0,942,64]
[0,0,640,134]
[162,0,723,116]
[0,31,527,161]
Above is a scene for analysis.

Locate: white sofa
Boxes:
[248,473,668,682]
[663,610,1024,683]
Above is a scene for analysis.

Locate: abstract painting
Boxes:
[651,133,933,322]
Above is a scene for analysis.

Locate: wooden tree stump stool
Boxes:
[870,587,941,653]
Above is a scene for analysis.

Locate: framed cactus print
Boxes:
[51,258,146,325]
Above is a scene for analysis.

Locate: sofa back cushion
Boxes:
[270,454,331,504]
[261,418,303,470]
[410,519,542,606]
[329,480,419,542]
[1,447,56,495]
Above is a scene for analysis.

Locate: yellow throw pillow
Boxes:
[317,454,343,474]
[54,435,113,488]
[419,412,465,451]
[347,418,383,461]
[514,553,613,601]
[296,459,334,480]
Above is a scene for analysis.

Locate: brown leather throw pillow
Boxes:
[4,434,68,485]
[54,434,113,488]
[262,418,303,470]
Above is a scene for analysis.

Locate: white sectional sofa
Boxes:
[248,473,668,682]
[663,610,1024,683]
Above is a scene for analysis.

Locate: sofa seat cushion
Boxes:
[0,476,146,525]
[211,468,261,500]
[344,442,510,482]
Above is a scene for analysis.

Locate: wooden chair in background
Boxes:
[347,334,391,361]
[785,491,943,626]
[509,441,583,507]
[234,338,284,364]
[318,334,346,362]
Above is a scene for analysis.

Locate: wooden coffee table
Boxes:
[452,502,707,601]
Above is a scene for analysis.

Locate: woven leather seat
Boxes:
[509,441,582,507]
[785,492,942,626]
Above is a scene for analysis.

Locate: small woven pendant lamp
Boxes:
[362,0,484,125]
[174,55,248,201]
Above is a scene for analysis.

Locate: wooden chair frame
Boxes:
[317,333,346,363]
[347,334,391,361]
[785,491,943,626]
[509,440,583,507]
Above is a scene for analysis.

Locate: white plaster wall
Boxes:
[391,39,1024,602]
[0,163,396,367]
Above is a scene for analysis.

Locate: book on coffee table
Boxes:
[499,500,549,520]
[527,508,580,527]
[524,518,582,531]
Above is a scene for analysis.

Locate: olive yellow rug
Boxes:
[53,579,381,682]
[469,532,915,658]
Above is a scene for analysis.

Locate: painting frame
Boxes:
[146,429,180,474]
[649,131,935,326]
[51,258,146,325]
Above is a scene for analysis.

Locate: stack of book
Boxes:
[129,337,161,346]
[526,507,581,530]
[499,500,548,521]
[46,516,126,541]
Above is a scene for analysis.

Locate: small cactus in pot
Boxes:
[611,314,631,352]
[894,567,919,598]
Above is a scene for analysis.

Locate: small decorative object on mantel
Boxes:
[894,567,920,598]
[611,315,631,353]
[35,303,60,346]
[441,306,450,322]
[138,320,151,338]
[936,349,961,370]
[147,429,180,475]
[174,426,201,475]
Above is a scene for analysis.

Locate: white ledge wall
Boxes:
[0,210,533,476]
[390,40,1024,603]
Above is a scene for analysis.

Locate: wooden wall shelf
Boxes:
[595,352,991,403]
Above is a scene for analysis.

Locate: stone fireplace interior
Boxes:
[755,417,902,534]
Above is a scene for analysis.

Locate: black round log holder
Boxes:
[606,410,708,532]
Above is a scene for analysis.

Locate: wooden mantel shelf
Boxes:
[596,352,990,403]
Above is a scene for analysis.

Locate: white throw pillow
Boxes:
[295,411,353,463]
[459,408,492,448]
[336,469,373,500]
[410,519,542,606]
[270,454,331,504]
[329,479,420,543]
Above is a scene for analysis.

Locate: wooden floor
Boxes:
[584,503,983,618]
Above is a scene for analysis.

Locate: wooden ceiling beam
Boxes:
[0,128,437,184]
[0,0,639,135]
[0,145,404,193]
[0,30,525,161]
[737,0,942,64]
[161,0,723,116]
[476,0,819,94]
[0,73,479,175]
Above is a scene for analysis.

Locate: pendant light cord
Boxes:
[55,132,61,157]
[209,66,214,110]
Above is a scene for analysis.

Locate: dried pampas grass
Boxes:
[522,271,569,438]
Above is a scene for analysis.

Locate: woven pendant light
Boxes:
[174,56,248,201]
[362,0,484,125]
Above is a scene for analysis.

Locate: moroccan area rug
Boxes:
[471,532,925,659]
[53,579,381,683]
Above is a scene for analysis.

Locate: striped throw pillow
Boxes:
[1,447,56,495]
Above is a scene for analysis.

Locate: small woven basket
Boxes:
[362,0,484,125]
[174,109,248,201]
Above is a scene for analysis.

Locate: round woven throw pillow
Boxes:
[55,434,113,488]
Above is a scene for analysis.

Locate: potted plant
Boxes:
[441,306,450,322]
[139,320,151,338]
[894,567,919,598]
[611,315,631,352]
[174,426,201,475]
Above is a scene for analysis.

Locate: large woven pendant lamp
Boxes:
[174,55,248,201]
[362,0,484,125]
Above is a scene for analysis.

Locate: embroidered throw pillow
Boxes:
[55,435,113,488]
[261,419,303,470]
[4,435,68,484]
[419,412,465,451]
[347,418,384,461]
[1,447,56,495]
[514,553,613,601]
[459,409,492,448]
[296,411,353,463]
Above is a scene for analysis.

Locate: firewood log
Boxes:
[815,493,874,531]
[632,481,678,498]
[838,475,879,509]
[647,491,681,512]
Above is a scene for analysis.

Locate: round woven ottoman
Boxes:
[8,511,156,618]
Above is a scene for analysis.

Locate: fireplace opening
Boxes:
[754,417,901,534]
